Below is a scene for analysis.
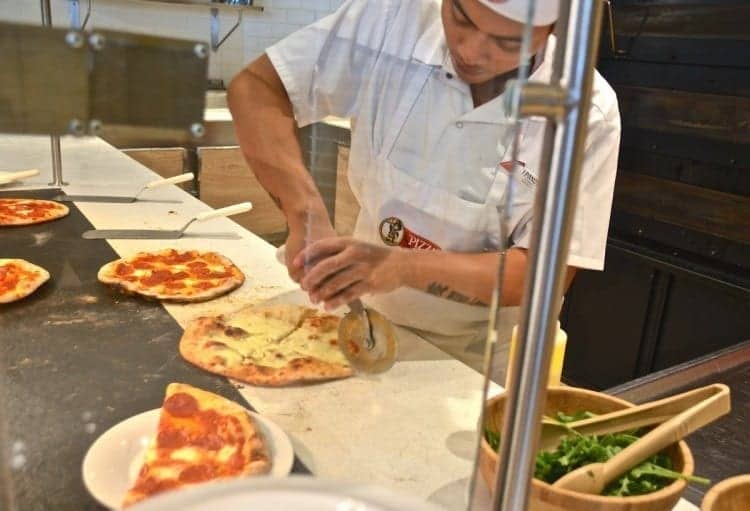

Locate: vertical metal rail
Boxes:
[492,1,606,511]
[41,0,68,187]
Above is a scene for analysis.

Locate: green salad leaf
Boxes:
[483,410,710,497]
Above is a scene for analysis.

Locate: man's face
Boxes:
[442,0,552,85]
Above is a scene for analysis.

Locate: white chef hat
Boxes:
[477,0,559,26]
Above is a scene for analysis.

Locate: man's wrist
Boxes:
[391,247,418,289]
[287,205,333,235]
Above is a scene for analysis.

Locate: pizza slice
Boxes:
[0,198,69,226]
[0,259,50,304]
[98,249,244,302]
[122,383,270,508]
[180,304,353,386]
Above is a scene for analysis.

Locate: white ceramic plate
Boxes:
[82,408,294,510]
[129,477,446,511]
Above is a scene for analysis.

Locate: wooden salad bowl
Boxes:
[479,386,694,511]
[701,475,750,511]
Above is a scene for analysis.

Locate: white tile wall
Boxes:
[0,0,345,85]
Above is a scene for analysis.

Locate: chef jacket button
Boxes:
[455,121,464,129]
[446,72,453,79]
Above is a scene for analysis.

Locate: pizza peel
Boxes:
[82,202,252,240]
[0,169,40,185]
[276,246,397,374]
[54,173,194,203]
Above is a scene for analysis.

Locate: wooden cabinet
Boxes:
[335,145,360,236]
[122,147,192,191]
[197,147,287,245]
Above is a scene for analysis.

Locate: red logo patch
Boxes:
[379,217,441,251]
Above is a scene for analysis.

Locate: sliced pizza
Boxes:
[122,383,270,508]
[98,249,244,302]
[0,198,69,226]
[0,259,50,304]
[180,304,353,386]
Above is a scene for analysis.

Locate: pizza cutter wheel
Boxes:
[338,302,397,374]
[275,245,398,374]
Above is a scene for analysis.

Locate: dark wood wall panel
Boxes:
[611,3,750,37]
[599,61,750,96]
[613,173,750,243]
[562,248,654,389]
[563,0,750,389]
[604,36,748,68]
[618,149,749,196]
[621,128,750,178]
[612,211,750,274]
[616,86,750,144]
[652,275,750,370]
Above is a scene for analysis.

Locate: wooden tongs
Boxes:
[549,383,731,494]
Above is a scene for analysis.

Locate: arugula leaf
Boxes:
[484,426,501,452]
[484,410,710,497]
[555,410,596,424]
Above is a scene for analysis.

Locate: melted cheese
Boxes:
[216,445,238,463]
[169,447,202,463]
[212,314,348,369]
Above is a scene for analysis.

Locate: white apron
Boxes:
[346,57,535,342]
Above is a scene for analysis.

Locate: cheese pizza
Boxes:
[0,259,50,304]
[180,304,353,386]
[123,383,270,508]
[0,198,69,226]
[98,249,244,302]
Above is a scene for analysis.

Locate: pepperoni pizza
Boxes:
[98,249,245,302]
[122,383,270,508]
[0,259,50,304]
[0,198,69,226]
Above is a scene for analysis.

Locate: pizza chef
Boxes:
[228,0,621,343]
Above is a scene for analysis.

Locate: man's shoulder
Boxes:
[590,71,619,122]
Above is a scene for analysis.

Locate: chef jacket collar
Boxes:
[412,18,555,124]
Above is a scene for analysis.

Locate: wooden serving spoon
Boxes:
[538,383,730,452]
[552,383,731,495]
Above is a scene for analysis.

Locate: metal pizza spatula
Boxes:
[82,202,252,240]
[54,173,194,203]
[276,245,398,374]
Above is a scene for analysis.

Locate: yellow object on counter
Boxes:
[505,321,568,387]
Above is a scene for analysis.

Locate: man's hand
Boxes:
[294,238,406,310]
[284,220,337,282]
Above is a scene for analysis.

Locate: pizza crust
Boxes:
[0,199,68,226]
[0,259,50,304]
[180,304,353,387]
[122,383,270,508]
[98,249,245,303]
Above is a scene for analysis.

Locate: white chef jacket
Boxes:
[267,0,621,339]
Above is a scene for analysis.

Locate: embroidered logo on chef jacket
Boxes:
[379,217,441,251]
[500,160,537,189]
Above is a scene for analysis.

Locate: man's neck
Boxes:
[470,73,510,107]
[469,56,536,107]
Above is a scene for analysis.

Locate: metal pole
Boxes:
[492,1,605,510]
[41,0,68,187]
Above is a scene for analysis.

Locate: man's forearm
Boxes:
[400,248,577,307]
[399,249,528,306]
[227,54,329,229]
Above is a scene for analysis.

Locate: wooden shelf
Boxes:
[136,0,264,12]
